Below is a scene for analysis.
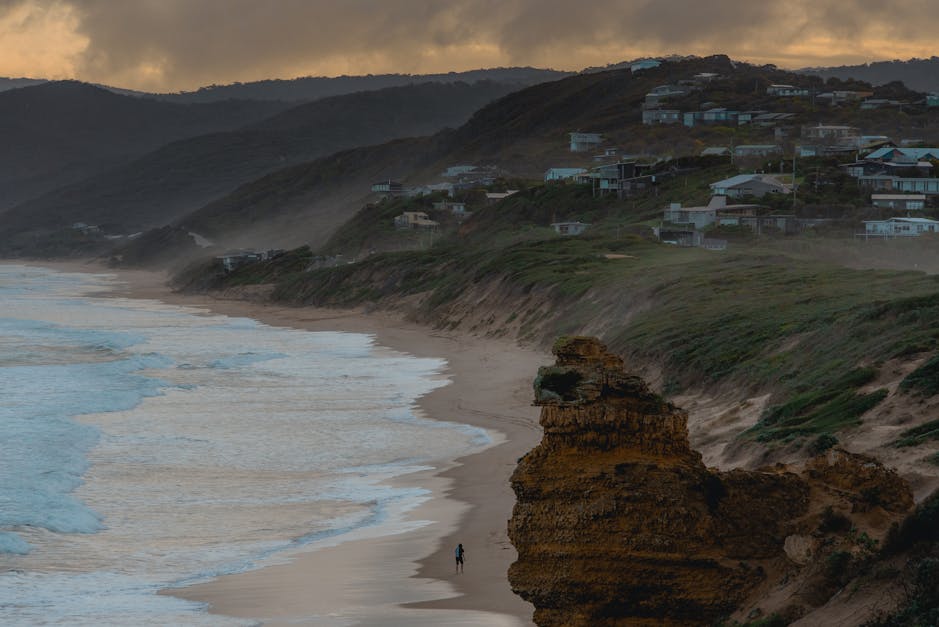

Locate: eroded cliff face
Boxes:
[508,337,914,627]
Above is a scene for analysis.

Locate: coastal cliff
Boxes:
[508,337,915,626]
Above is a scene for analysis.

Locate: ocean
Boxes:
[0,264,490,625]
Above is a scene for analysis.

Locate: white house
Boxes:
[569,133,603,152]
[394,211,439,230]
[545,167,587,181]
[551,221,590,236]
[863,217,939,237]
[631,59,661,73]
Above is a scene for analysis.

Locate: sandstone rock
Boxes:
[784,534,817,565]
[510,337,808,626]
[508,337,916,626]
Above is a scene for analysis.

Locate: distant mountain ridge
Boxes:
[0,77,46,92]
[4,68,571,103]
[0,81,286,209]
[137,68,572,103]
[0,80,524,252]
[799,57,939,93]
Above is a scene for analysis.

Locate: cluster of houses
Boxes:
[364,57,939,251]
[371,164,502,200]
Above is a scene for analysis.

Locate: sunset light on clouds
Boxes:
[0,0,936,91]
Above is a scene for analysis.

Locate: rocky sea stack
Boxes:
[508,337,914,626]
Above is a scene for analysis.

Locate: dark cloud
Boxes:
[4,0,938,90]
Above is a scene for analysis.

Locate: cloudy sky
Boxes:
[1,0,935,92]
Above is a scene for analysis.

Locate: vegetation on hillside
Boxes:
[181,161,939,453]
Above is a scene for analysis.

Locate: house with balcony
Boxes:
[871,194,926,211]
[545,167,587,181]
[371,180,407,196]
[587,161,655,198]
[862,217,939,238]
[393,211,439,230]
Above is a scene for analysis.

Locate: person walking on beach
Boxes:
[455,543,465,573]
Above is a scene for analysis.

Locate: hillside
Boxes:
[0,81,286,209]
[146,67,571,103]
[800,57,939,93]
[0,81,521,255]
[153,55,912,252]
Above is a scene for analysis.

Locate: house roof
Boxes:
[866,147,939,161]
[872,194,926,200]
[710,174,787,189]
[864,217,939,224]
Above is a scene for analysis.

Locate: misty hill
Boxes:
[800,57,939,93]
[160,56,771,248]
[145,68,571,103]
[0,81,522,253]
[0,77,46,92]
[0,81,286,209]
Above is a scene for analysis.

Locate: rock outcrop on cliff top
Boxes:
[508,337,914,626]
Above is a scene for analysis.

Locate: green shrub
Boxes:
[900,354,939,397]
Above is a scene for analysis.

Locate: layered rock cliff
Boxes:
[508,337,914,626]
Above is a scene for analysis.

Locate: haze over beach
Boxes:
[3,1,939,625]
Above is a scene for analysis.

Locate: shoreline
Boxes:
[21,261,544,625]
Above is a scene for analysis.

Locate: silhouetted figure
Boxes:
[455,543,465,573]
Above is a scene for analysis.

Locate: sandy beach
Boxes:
[29,261,545,626]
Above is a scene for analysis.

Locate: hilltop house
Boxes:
[709,174,790,198]
[863,217,939,238]
[569,132,603,152]
[630,59,661,73]
[393,211,439,230]
[871,194,926,211]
